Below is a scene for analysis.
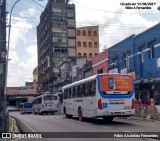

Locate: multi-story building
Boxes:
[76,26,99,58]
[6,87,20,95]
[32,67,38,93]
[25,82,34,94]
[37,0,76,92]
[108,23,160,105]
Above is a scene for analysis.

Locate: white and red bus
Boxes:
[62,73,135,122]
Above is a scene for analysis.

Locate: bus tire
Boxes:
[78,108,83,121]
[103,117,113,123]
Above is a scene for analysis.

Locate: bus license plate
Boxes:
[124,106,131,110]
[114,112,121,115]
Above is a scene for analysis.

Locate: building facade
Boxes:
[32,67,38,93]
[6,87,20,95]
[76,26,99,58]
[37,0,76,92]
[92,49,108,75]
[108,23,160,105]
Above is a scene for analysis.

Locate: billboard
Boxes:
[100,74,132,92]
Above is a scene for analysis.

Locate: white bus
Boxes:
[62,73,135,122]
[32,93,59,115]
[19,102,32,114]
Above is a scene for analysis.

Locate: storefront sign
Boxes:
[108,68,118,73]
[120,68,127,74]
[134,79,141,84]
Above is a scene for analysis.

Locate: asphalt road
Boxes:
[9,112,160,141]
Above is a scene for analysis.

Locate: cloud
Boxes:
[7,8,38,87]
[7,0,159,86]
[72,0,158,51]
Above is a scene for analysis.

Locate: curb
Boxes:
[10,116,34,133]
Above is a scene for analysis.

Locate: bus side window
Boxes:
[84,82,91,97]
[75,85,78,98]
[68,88,71,99]
[54,96,57,100]
[72,86,75,98]
[64,90,67,99]
[91,80,96,96]
[78,84,84,97]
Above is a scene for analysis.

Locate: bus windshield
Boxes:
[24,103,32,108]
[44,95,54,101]
[99,74,132,94]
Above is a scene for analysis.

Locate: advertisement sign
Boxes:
[100,74,132,92]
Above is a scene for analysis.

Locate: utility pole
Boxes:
[0,0,7,132]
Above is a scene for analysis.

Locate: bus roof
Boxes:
[62,73,132,89]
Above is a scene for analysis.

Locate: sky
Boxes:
[6,0,160,87]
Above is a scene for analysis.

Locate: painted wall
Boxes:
[92,49,108,75]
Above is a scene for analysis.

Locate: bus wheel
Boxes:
[78,108,83,121]
[103,117,113,123]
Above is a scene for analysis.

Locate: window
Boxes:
[91,80,96,96]
[94,53,97,56]
[88,31,92,36]
[78,84,84,97]
[67,88,71,99]
[84,82,91,97]
[149,43,154,59]
[139,47,144,63]
[64,90,67,99]
[77,30,80,36]
[94,42,97,47]
[78,53,81,57]
[123,52,128,68]
[72,87,76,98]
[83,53,87,57]
[53,37,66,43]
[112,57,117,66]
[53,47,67,53]
[94,31,97,36]
[88,42,92,47]
[89,53,92,58]
[82,31,86,36]
[75,85,79,98]
[83,42,87,47]
[157,57,160,69]
[97,68,103,74]
[78,41,81,47]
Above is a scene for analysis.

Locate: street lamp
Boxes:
[5,0,21,94]
[42,72,49,91]
[63,59,73,82]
